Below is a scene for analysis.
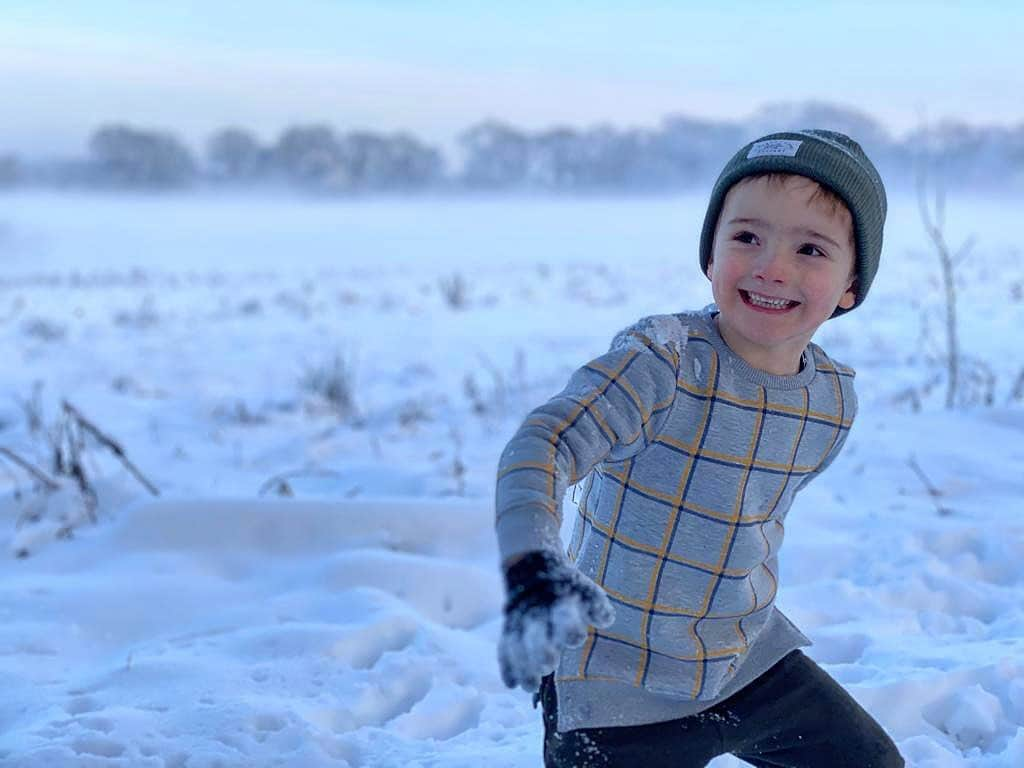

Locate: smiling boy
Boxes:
[494,130,903,767]
[706,172,858,376]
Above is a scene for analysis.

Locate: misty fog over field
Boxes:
[4,0,1023,762]
[0,187,1022,766]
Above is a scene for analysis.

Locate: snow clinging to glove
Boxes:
[498,549,616,693]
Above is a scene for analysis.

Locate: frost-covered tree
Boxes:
[207,127,264,181]
[1007,125,1024,192]
[748,101,903,184]
[271,124,351,191]
[748,101,892,149]
[88,125,197,188]
[342,131,444,189]
[460,117,746,191]
[268,126,444,192]
[0,154,20,187]
[528,127,588,189]
[459,121,530,188]
[581,125,692,189]
[656,116,744,185]
[903,121,1024,192]
[374,132,444,188]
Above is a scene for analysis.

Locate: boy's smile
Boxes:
[705,174,858,376]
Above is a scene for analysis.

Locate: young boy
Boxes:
[494,130,904,767]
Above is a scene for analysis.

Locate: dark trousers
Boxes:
[539,650,904,768]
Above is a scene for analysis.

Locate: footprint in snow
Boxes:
[329,614,419,670]
[71,736,125,758]
[75,716,115,734]
[347,666,434,729]
[388,681,485,741]
[64,696,102,716]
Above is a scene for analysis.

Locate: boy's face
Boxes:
[705,174,857,375]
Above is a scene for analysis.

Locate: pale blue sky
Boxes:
[1,1,1020,157]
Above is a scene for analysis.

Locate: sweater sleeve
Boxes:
[494,316,684,566]
[797,371,858,491]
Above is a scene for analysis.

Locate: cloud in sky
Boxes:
[1,0,1021,157]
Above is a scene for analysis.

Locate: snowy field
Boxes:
[0,190,1023,767]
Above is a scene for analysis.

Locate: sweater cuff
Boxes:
[495,506,563,566]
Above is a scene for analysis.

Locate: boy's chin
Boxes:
[719,305,828,344]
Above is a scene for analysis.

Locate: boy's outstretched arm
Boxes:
[494,318,684,692]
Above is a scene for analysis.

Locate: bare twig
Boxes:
[1010,368,1024,404]
[0,446,60,491]
[917,175,969,408]
[915,122,987,411]
[300,351,360,423]
[438,273,468,310]
[514,347,527,395]
[14,381,44,434]
[56,415,97,523]
[962,356,996,407]
[952,235,977,268]
[463,373,486,415]
[61,400,160,496]
[448,426,466,496]
[8,398,159,554]
[907,455,952,516]
[257,467,344,497]
[477,352,507,419]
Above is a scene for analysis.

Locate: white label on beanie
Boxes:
[747,140,802,159]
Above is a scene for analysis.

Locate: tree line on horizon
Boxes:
[1,102,1022,194]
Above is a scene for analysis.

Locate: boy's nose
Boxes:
[752,244,792,284]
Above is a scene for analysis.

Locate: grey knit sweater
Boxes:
[494,304,857,732]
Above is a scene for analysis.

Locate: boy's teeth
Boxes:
[747,292,793,309]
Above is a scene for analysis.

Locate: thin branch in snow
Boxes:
[0,446,60,491]
[57,415,98,524]
[1010,369,1024,404]
[914,128,976,410]
[438,272,469,310]
[61,400,160,496]
[14,380,44,434]
[447,426,466,497]
[299,350,361,425]
[257,467,344,497]
[907,455,952,516]
[952,234,976,268]
[477,352,507,420]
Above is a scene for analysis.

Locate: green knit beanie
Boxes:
[698,129,887,317]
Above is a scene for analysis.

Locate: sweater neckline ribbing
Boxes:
[683,304,818,390]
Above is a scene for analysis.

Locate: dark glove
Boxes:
[498,549,616,693]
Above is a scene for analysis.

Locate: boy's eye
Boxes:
[733,231,757,244]
[798,243,828,258]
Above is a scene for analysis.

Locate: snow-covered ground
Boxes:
[0,191,1022,767]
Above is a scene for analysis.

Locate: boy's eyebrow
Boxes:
[726,217,844,250]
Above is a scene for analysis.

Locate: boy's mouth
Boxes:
[740,290,800,312]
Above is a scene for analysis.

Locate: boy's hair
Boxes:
[698,129,887,318]
[733,172,852,234]
[729,172,857,268]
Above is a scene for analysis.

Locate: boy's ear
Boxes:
[837,277,858,310]
[705,257,714,281]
